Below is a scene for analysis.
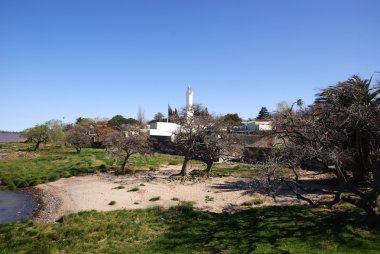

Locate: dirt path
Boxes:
[33,165,308,223]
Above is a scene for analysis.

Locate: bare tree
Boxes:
[65,125,92,153]
[171,109,243,178]
[171,113,208,177]
[266,76,380,227]
[104,125,151,174]
[197,118,244,176]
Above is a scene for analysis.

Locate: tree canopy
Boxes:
[256,107,271,120]
[222,113,242,126]
[268,75,380,227]
[108,115,139,130]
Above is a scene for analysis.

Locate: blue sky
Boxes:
[1,0,379,131]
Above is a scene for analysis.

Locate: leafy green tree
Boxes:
[65,125,93,153]
[45,119,65,147]
[256,107,271,120]
[22,124,49,151]
[108,115,138,130]
[223,113,242,126]
[75,117,94,126]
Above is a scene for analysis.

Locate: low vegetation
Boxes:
[0,205,379,253]
[128,187,139,192]
[241,197,265,206]
[0,145,111,190]
[0,143,197,190]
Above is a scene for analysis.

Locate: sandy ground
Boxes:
[33,165,309,223]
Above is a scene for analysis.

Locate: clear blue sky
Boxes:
[1,0,379,131]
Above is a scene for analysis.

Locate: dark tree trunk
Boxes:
[204,161,214,176]
[34,141,41,151]
[76,147,81,153]
[179,157,190,176]
[121,154,131,174]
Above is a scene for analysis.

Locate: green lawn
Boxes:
[0,205,379,253]
[0,146,111,190]
[0,143,195,190]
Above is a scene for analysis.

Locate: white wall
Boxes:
[149,122,180,137]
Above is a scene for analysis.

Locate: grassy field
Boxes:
[0,204,379,253]
[0,144,112,190]
[0,143,263,190]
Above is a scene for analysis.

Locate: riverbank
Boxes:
[29,165,321,224]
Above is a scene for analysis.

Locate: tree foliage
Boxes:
[45,120,65,147]
[256,107,271,120]
[75,117,94,126]
[222,113,242,126]
[108,115,139,130]
[172,111,243,178]
[104,125,151,173]
[65,125,93,153]
[267,75,380,227]
[22,124,50,151]
[153,112,164,122]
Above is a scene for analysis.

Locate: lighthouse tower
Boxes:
[186,87,194,119]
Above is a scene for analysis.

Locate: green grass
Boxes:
[0,144,111,190]
[127,154,183,168]
[241,198,265,206]
[0,206,379,253]
[212,163,291,178]
[211,163,264,178]
[128,187,140,192]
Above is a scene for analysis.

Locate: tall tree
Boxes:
[153,112,164,122]
[108,115,138,130]
[256,107,271,120]
[223,113,242,126]
[197,118,243,175]
[104,125,151,174]
[137,106,146,126]
[45,119,65,147]
[171,112,210,177]
[22,124,49,151]
[65,125,92,153]
[267,75,380,227]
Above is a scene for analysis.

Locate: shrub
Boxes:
[149,197,160,202]
[241,198,264,206]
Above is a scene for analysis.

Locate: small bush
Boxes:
[205,196,214,202]
[241,198,264,206]
[113,186,125,190]
[128,187,139,192]
[149,197,160,202]
[99,164,107,172]
[171,197,180,201]
[108,201,116,206]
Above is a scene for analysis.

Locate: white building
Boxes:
[233,121,272,133]
[149,122,180,140]
[149,86,194,139]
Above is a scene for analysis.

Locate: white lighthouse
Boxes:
[186,87,194,119]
